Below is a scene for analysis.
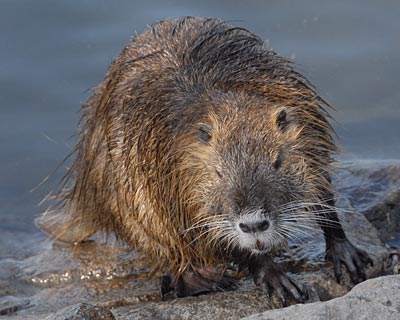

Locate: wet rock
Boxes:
[334,160,400,244]
[109,277,346,320]
[44,303,115,320]
[0,297,30,315]
[112,290,272,320]
[243,275,400,320]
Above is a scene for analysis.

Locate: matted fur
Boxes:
[44,17,337,278]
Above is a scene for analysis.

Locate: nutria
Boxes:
[37,17,372,303]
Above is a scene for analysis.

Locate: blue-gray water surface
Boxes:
[1,0,399,316]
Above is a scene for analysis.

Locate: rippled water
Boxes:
[1,0,399,316]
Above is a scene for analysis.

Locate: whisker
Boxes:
[281,216,340,227]
[182,215,231,236]
[280,224,318,240]
[184,225,224,247]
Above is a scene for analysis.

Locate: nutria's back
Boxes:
[41,17,336,278]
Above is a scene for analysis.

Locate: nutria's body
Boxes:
[39,17,371,301]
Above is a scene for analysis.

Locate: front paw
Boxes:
[326,237,373,284]
[251,258,305,306]
[159,269,237,299]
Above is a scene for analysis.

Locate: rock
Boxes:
[243,275,400,320]
[44,303,115,320]
[334,160,400,244]
[111,290,272,320]
[0,297,30,316]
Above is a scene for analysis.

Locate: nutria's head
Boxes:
[186,95,324,255]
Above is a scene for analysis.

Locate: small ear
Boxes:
[276,107,289,131]
[197,123,212,143]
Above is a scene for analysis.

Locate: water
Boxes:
[1,0,399,316]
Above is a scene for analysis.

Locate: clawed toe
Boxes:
[257,272,304,306]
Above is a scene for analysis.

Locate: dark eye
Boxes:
[216,170,223,179]
[197,123,212,143]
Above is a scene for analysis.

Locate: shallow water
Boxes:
[1,0,400,316]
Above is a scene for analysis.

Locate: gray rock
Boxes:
[0,297,30,316]
[334,160,400,243]
[44,303,115,320]
[243,275,400,320]
[111,290,272,320]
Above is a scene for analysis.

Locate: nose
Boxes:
[239,220,269,233]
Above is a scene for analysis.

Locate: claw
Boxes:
[334,257,342,282]
[273,282,287,306]
[279,275,304,303]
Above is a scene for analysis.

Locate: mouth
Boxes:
[235,229,274,253]
[249,238,270,254]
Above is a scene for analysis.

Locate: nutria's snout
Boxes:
[234,208,284,254]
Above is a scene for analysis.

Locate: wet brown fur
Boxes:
[45,17,337,279]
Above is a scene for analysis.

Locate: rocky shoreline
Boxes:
[3,160,400,319]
